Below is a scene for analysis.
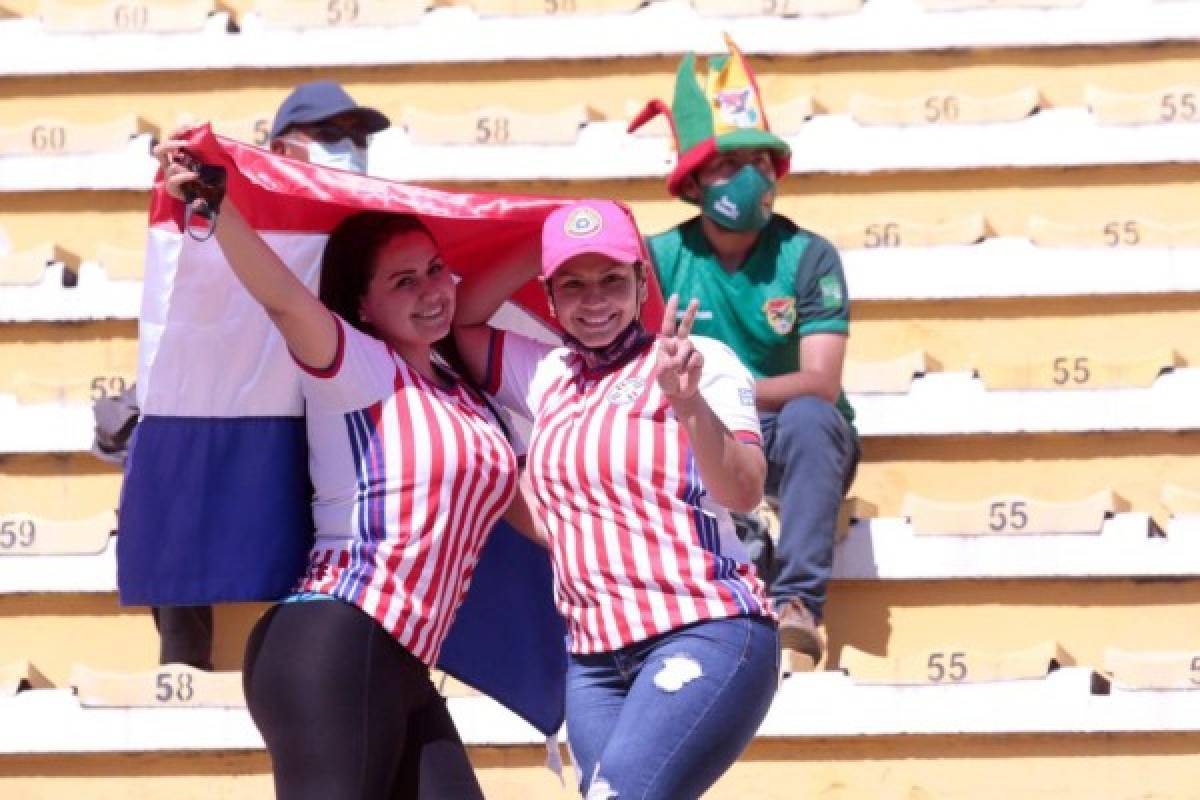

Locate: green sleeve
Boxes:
[646,226,684,301]
[794,233,850,337]
[643,234,661,279]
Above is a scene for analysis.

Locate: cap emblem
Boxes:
[564,207,603,238]
[715,88,760,129]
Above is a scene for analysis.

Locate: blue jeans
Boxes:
[736,396,860,620]
[565,615,779,799]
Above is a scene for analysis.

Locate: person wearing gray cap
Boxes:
[149,80,392,673]
[269,80,390,174]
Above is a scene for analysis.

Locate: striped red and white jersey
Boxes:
[486,329,772,655]
[294,315,519,666]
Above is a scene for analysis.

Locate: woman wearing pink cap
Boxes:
[453,199,778,799]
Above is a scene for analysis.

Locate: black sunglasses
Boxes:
[294,121,370,149]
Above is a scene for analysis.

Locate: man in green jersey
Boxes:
[630,35,859,664]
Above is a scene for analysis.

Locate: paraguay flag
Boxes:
[116,124,660,736]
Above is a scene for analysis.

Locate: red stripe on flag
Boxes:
[152,125,666,333]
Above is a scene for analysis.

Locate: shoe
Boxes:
[776,598,823,665]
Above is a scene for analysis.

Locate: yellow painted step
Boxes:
[975,349,1181,390]
[254,0,426,28]
[0,511,115,556]
[430,671,481,698]
[9,43,1200,156]
[901,490,1118,535]
[767,95,814,134]
[9,738,1200,800]
[402,104,593,145]
[692,0,863,16]
[70,663,246,708]
[843,351,929,394]
[1162,484,1200,516]
[836,498,876,541]
[848,87,1040,126]
[1104,648,1200,691]
[449,0,643,15]
[37,0,213,33]
[0,323,138,405]
[0,115,153,156]
[176,113,272,148]
[9,370,134,405]
[782,649,818,674]
[0,661,51,697]
[1087,85,1200,126]
[828,213,986,250]
[826,579,1200,676]
[841,640,1070,686]
[0,456,123,521]
[759,497,875,542]
[0,596,264,687]
[850,296,1200,393]
[918,0,1081,9]
[853,433,1200,532]
[94,243,143,281]
[1028,216,1200,248]
[0,243,71,286]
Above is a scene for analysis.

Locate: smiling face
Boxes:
[357,229,455,350]
[545,253,646,349]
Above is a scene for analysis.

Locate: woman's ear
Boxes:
[632,262,649,307]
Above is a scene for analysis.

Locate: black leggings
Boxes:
[243,599,484,800]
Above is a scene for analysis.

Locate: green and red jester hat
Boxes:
[629,33,792,198]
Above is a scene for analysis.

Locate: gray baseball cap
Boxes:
[270,80,390,139]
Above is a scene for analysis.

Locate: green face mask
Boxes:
[701,164,775,233]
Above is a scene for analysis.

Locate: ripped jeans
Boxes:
[565,615,779,800]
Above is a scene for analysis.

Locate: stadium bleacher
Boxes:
[1,0,1199,797]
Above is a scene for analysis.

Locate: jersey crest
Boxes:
[762,297,797,336]
[564,206,603,238]
[606,376,647,406]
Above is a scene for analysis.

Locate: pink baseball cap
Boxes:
[541,199,643,279]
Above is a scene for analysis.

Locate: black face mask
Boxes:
[561,317,655,373]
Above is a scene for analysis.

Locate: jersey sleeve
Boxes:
[694,337,762,446]
[794,234,850,338]
[483,328,555,419]
[293,313,397,412]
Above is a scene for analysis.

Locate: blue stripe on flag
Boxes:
[438,520,566,736]
[117,415,313,605]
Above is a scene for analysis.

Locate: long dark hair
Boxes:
[318,212,435,334]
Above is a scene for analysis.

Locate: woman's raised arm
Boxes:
[655,295,767,513]
[156,139,338,371]
[450,242,540,385]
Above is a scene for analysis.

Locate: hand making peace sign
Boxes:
[655,294,704,401]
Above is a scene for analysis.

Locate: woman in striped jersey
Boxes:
[159,144,519,800]
[454,199,779,799]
